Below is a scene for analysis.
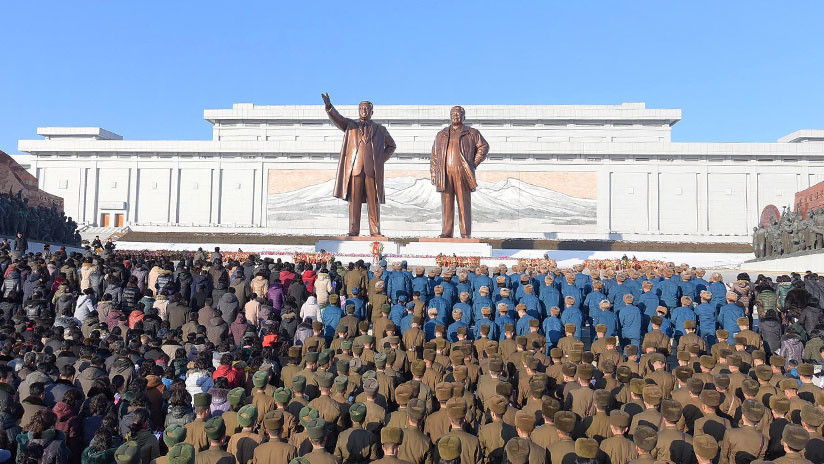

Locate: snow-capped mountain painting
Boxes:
[266,175,596,227]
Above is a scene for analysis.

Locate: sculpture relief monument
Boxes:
[430,106,490,238]
[322,93,396,237]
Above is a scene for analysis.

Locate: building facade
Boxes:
[18,103,824,242]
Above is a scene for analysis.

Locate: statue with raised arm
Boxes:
[430,106,490,238]
[322,93,396,236]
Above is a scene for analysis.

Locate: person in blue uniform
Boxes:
[411,267,430,304]
[540,275,562,317]
[670,296,697,340]
[452,291,473,324]
[678,271,697,303]
[655,269,682,310]
[473,265,493,300]
[495,288,517,319]
[474,306,498,340]
[694,290,718,344]
[717,291,745,344]
[518,284,542,319]
[593,299,619,338]
[584,280,608,320]
[447,308,470,342]
[399,301,417,334]
[346,287,366,320]
[637,280,661,328]
[427,285,449,325]
[454,270,473,305]
[560,296,583,340]
[494,303,516,341]
[618,293,642,348]
[608,272,638,311]
[573,264,593,297]
[387,262,412,303]
[649,306,673,337]
[542,305,563,353]
[692,269,710,296]
[440,270,458,307]
[321,296,343,343]
[708,273,728,310]
[390,294,409,327]
[515,304,536,337]
[426,268,442,299]
[560,275,583,311]
[473,286,495,323]
[423,307,440,341]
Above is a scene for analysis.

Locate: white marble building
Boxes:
[17,103,824,242]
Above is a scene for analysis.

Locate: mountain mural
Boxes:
[266,176,596,225]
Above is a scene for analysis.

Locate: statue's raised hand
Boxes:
[321,93,332,110]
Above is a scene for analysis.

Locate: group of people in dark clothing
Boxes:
[1,240,824,464]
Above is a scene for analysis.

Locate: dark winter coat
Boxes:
[16,429,69,464]
[798,305,823,338]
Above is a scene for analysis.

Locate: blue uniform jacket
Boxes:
[648,316,673,337]
[452,302,472,324]
[474,317,498,340]
[387,270,413,302]
[708,282,728,309]
[584,291,608,318]
[472,296,495,323]
[560,307,584,339]
[543,316,564,349]
[694,303,717,338]
[516,314,536,336]
[618,305,642,340]
[671,306,697,337]
[539,286,562,316]
[412,276,430,303]
[494,315,516,341]
[519,294,542,319]
[346,296,366,320]
[656,278,682,309]
[717,303,745,344]
[389,303,407,327]
[427,297,450,325]
[592,309,619,337]
[447,321,470,342]
[321,305,343,341]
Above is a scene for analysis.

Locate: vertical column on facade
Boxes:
[210,168,221,225]
[78,166,87,224]
[697,166,709,234]
[649,165,660,234]
[127,164,139,224]
[86,162,99,225]
[169,163,180,224]
[746,166,759,234]
[596,165,611,235]
[258,163,266,229]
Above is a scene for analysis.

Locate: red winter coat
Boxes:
[212,364,242,388]
[302,270,317,294]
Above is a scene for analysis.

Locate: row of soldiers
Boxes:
[131,303,824,464]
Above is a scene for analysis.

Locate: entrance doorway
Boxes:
[115,214,124,227]
[100,213,110,227]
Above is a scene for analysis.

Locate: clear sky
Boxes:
[2,1,823,153]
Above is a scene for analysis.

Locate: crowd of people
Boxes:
[0,244,823,464]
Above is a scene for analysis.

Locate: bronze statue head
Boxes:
[358,101,374,121]
[450,106,465,126]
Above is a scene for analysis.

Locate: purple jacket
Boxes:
[267,282,284,311]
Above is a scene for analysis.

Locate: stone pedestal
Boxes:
[401,238,493,257]
[315,236,400,255]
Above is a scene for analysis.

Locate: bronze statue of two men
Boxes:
[323,94,489,238]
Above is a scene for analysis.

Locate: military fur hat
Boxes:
[496,382,513,397]
[770,355,786,368]
[733,336,747,346]
[407,398,426,421]
[752,349,766,361]
[381,426,403,445]
[411,360,426,377]
[304,351,319,363]
[453,365,468,381]
[661,399,683,423]
[504,437,530,464]
[769,395,790,414]
[741,379,759,397]
[554,411,577,434]
[650,353,666,365]
[717,329,729,339]
[541,397,561,418]
[575,438,599,459]
[576,364,594,381]
[713,374,731,390]
[780,378,799,391]
[634,426,657,452]
[625,345,639,356]
[782,424,810,452]
[304,418,327,440]
[446,397,467,421]
[435,382,453,402]
[316,371,334,389]
[699,355,716,370]
[683,319,696,330]
[395,383,413,405]
[564,323,576,333]
[755,364,773,381]
[595,324,607,334]
[237,404,258,428]
[349,402,367,423]
[742,398,765,423]
[193,392,212,408]
[593,389,611,410]
[292,375,307,392]
[798,363,815,377]
[642,385,662,405]
[288,346,302,358]
[801,403,824,427]
[204,416,225,441]
[488,357,504,373]
[609,410,630,428]
[298,406,319,427]
[601,359,616,374]
[163,424,186,447]
[167,443,195,464]
[514,409,537,433]
[362,377,379,395]
[263,410,284,431]
[699,390,721,408]
[727,353,742,367]
[673,366,692,382]
[438,435,462,460]
[676,351,690,362]
[629,378,646,396]
[616,366,633,384]
[227,387,246,406]
[693,434,718,460]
